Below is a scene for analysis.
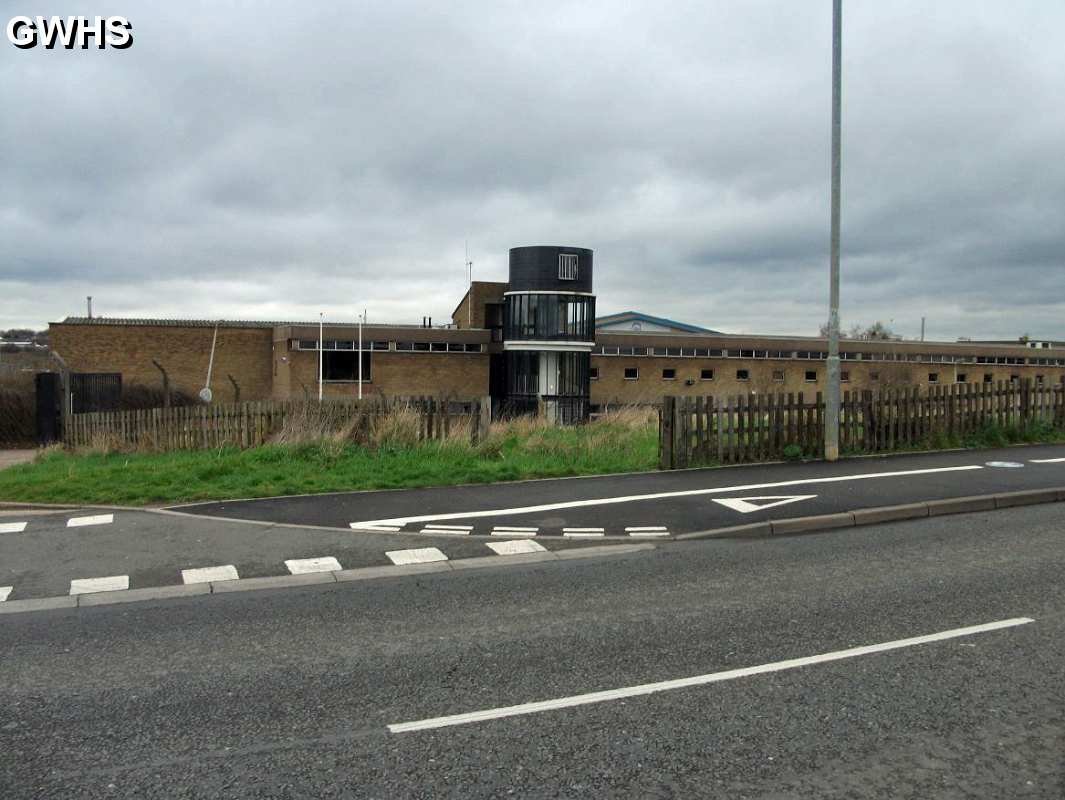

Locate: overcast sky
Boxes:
[2,1,1062,341]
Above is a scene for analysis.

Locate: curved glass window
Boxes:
[504,294,595,342]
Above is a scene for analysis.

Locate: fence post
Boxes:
[660,396,675,470]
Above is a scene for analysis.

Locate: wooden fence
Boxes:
[64,396,492,452]
[659,380,1065,469]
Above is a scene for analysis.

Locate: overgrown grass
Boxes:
[0,408,659,506]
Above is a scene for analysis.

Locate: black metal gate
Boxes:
[35,372,122,445]
[70,372,122,414]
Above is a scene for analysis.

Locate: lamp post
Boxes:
[318,313,324,403]
[825,0,842,462]
[357,310,364,401]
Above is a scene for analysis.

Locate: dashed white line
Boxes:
[625,526,668,532]
[492,527,539,536]
[387,617,1034,733]
[386,547,449,566]
[67,514,114,528]
[350,523,401,532]
[182,565,239,584]
[422,528,471,535]
[69,575,130,595]
[285,556,342,574]
[487,539,548,556]
[0,522,28,534]
[1030,457,1065,463]
[628,530,671,538]
[0,586,12,602]
[563,528,605,538]
[355,464,983,527]
[422,524,473,531]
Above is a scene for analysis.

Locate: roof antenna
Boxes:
[87,296,93,319]
[465,240,473,327]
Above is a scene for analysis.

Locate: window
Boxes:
[928,373,939,384]
[805,370,817,382]
[700,368,714,381]
[1036,374,1045,386]
[841,371,850,383]
[322,351,372,382]
[652,347,667,356]
[773,369,785,382]
[371,341,389,351]
[298,339,318,350]
[624,367,639,380]
[413,342,430,352]
[559,253,578,280]
[984,373,993,383]
[395,341,414,352]
[589,367,599,380]
[662,368,676,380]
[1010,374,1019,384]
[736,369,749,381]
[957,373,967,383]
[870,371,880,382]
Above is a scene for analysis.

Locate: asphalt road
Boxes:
[173,443,1065,535]
[0,509,598,601]
[2,503,1063,798]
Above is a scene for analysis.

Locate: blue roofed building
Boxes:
[595,311,720,335]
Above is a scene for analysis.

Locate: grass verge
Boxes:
[0,409,659,506]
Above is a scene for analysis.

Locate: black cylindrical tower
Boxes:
[502,246,595,424]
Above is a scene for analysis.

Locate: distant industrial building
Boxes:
[49,246,1065,421]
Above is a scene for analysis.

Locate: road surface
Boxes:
[2,503,1063,798]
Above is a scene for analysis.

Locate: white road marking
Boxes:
[492,526,539,532]
[487,539,548,556]
[350,523,401,532]
[67,514,114,528]
[563,529,605,538]
[285,556,342,574]
[985,461,1024,468]
[69,575,129,595]
[0,586,12,602]
[182,565,239,584]
[355,465,983,527]
[1030,457,1065,463]
[0,522,28,534]
[422,527,471,535]
[628,530,671,538]
[388,617,1034,733]
[491,529,538,537]
[712,495,819,514]
[625,526,668,532]
[386,547,449,566]
[422,524,473,530]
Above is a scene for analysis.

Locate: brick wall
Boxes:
[283,350,489,399]
[49,324,274,402]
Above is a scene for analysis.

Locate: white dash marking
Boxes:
[564,532,605,538]
[487,539,548,556]
[67,514,114,528]
[69,575,129,595]
[285,556,342,574]
[388,617,1034,733]
[625,526,668,532]
[386,547,449,566]
[1030,457,1065,463]
[420,524,473,530]
[628,531,671,538]
[350,523,401,532]
[422,529,471,536]
[0,522,28,534]
[0,586,12,602]
[493,526,540,532]
[182,564,239,584]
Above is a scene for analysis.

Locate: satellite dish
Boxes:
[199,387,213,403]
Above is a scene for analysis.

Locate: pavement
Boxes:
[174,443,1065,536]
[2,503,1063,798]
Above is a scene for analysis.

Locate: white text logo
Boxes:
[7,16,133,49]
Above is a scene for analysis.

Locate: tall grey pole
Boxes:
[825,0,842,462]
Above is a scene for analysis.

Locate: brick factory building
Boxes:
[49,245,1065,420]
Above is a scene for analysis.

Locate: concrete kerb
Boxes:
[0,544,656,616]
[678,486,1065,541]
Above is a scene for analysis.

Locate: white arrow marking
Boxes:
[712,495,818,514]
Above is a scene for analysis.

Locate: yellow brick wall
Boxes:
[49,324,275,402]
[283,349,490,399]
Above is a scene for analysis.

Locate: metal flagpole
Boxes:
[358,310,364,401]
[318,313,324,403]
[825,0,843,462]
